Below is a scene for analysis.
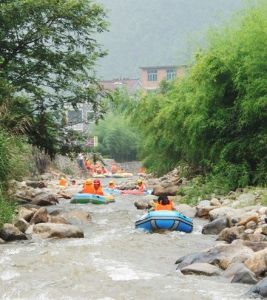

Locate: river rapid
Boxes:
[0,178,251,300]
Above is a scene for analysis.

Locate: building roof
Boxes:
[100,78,140,94]
[140,65,187,70]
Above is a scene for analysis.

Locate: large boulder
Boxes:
[248,277,267,298]
[223,263,257,284]
[244,248,267,276]
[0,224,27,241]
[32,223,84,239]
[60,210,91,225]
[209,207,238,221]
[176,204,196,219]
[176,240,253,270]
[13,218,29,233]
[31,191,58,206]
[153,185,178,196]
[180,263,221,276]
[243,241,267,252]
[49,215,69,224]
[134,199,155,210]
[196,200,217,218]
[202,217,228,235]
[30,207,49,224]
[18,207,37,222]
[217,226,245,243]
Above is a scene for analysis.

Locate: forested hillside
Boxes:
[96,0,242,79]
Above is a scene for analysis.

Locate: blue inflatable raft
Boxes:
[135,211,193,233]
[71,193,115,205]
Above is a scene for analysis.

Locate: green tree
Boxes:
[128,1,267,189]
[0,0,108,157]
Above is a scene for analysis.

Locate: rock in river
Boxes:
[176,240,253,270]
[181,263,221,276]
[202,217,228,235]
[0,224,27,241]
[223,262,257,284]
[32,223,84,239]
[248,277,267,298]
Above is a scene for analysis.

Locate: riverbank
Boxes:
[0,172,267,299]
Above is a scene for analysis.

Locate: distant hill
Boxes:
[95,0,243,79]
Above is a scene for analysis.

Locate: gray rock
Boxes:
[176,240,253,270]
[245,248,267,276]
[18,207,36,222]
[209,207,237,221]
[0,238,5,244]
[217,226,245,243]
[202,218,228,235]
[246,221,257,230]
[242,241,267,252]
[248,277,267,298]
[153,185,178,196]
[261,224,267,235]
[32,223,84,239]
[210,198,221,207]
[176,204,196,218]
[31,192,58,206]
[0,224,27,241]
[13,218,29,233]
[181,263,221,276]
[223,263,257,284]
[60,210,91,225]
[134,199,155,210]
[30,207,49,224]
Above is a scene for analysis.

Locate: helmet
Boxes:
[94,179,101,185]
[109,180,114,184]
[85,179,92,184]
[137,179,142,184]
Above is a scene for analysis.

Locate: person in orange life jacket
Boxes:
[59,177,67,188]
[136,179,147,192]
[93,179,104,195]
[82,179,95,194]
[108,180,116,189]
[154,195,175,211]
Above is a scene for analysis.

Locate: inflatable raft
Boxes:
[71,193,115,205]
[103,188,121,195]
[120,189,153,195]
[135,211,193,233]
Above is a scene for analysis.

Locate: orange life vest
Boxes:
[83,184,95,194]
[59,178,67,187]
[94,185,104,195]
[155,201,174,211]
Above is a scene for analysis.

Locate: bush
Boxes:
[0,189,15,228]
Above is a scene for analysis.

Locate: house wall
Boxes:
[140,66,186,90]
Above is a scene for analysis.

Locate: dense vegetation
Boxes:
[125,1,267,199]
[0,0,107,226]
[92,89,140,162]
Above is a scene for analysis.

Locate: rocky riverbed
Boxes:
[1,172,267,299]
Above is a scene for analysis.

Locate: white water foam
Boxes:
[0,270,20,281]
[92,257,160,281]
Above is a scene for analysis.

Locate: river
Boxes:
[0,178,251,300]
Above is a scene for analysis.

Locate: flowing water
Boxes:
[0,178,251,300]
